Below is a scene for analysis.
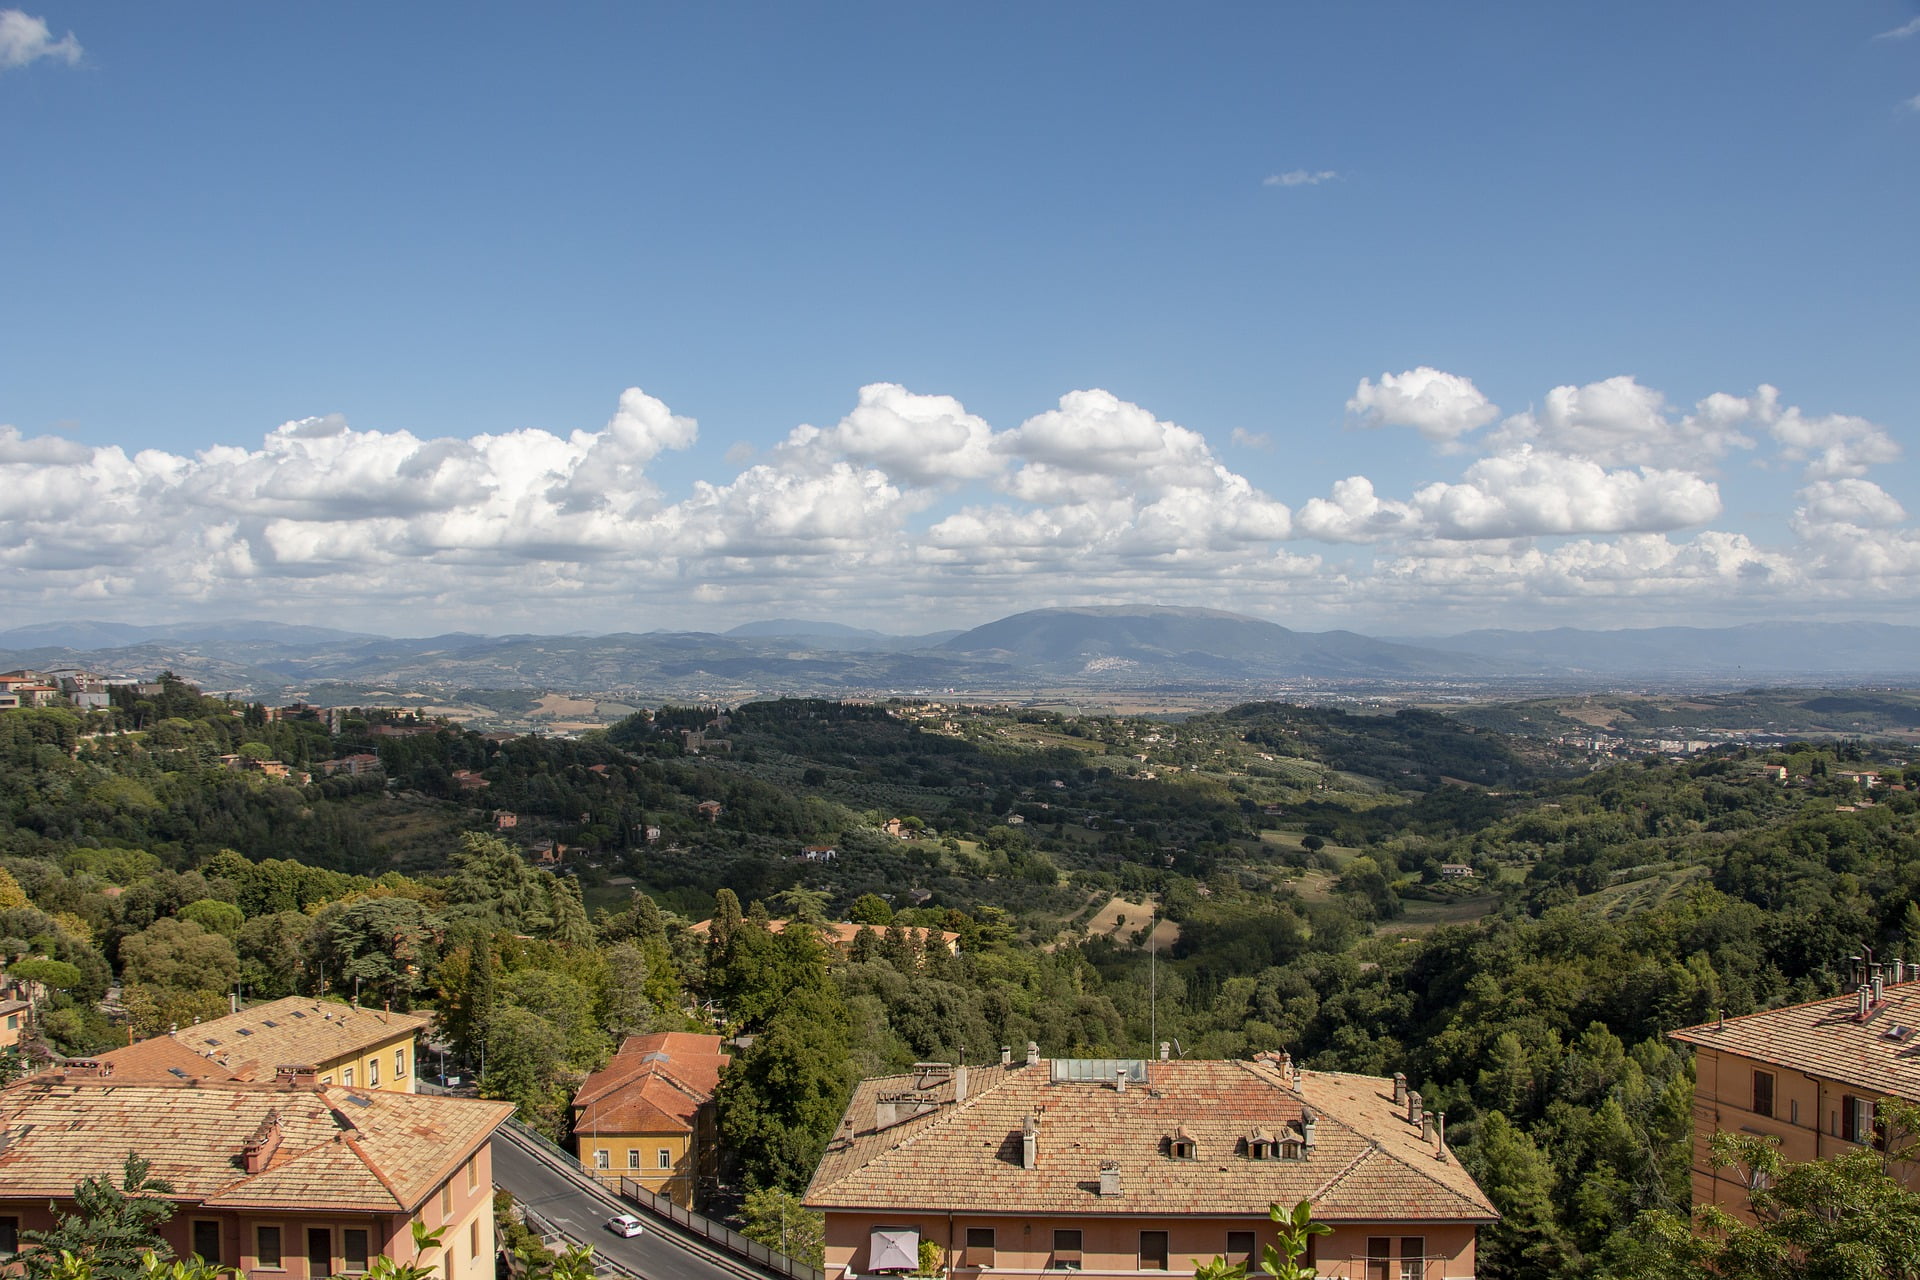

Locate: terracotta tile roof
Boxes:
[1671,977,1920,1100]
[688,920,961,952]
[96,1036,244,1083]
[0,1077,512,1214]
[572,1032,729,1136]
[804,1057,1495,1224]
[165,997,431,1078]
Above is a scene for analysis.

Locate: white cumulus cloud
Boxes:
[1347,368,1499,445]
[1489,375,1756,468]
[0,9,79,70]
[777,382,1000,485]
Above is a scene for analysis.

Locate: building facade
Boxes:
[571,1031,730,1208]
[806,1052,1496,1280]
[0,1066,513,1279]
[1670,961,1920,1219]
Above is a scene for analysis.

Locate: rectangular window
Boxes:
[965,1229,995,1269]
[396,1048,407,1078]
[343,1230,369,1273]
[1843,1095,1874,1143]
[193,1221,222,1264]
[5,1015,15,1030]
[343,1068,354,1088]
[1791,1098,1800,1125]
[1140,1232,1169,1272]
[627,1149,640,1170]
[1753,1070,1774,1118]
[320,1075,333,1086]
[369,1059,379,1086]
[466,1155,478,1191]
[0,1217,17,1255]
[657,1148,672,1171]
[1399,1236,1426,1280]
[1366,1237,1390,1280]
[307,1228,332,1279]
[1053,1230,1082,1270]
[469,1220,479,1264]
[1226,1233,1255,1266]
[441,1183,452,1219]
[594,1150,610,1170]
[257,1226,283,1269]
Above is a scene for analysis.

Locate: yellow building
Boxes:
[125,996,431,1092]
[572,1032,730,1208]
[1671,963,1920,1220]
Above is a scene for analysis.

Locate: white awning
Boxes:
[869,1229,920,1272]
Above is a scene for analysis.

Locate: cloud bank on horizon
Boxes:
[1,370,1910,636]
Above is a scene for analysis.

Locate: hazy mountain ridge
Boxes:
[5,608,1920,701]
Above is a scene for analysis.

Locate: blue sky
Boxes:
[2,3,1917,637]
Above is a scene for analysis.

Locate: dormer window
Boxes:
[1167,1125,1197,1160]
[1247,1128,1276,1160]
[1278,1139,1304,1161]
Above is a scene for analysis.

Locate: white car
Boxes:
[606,1215,645,1238]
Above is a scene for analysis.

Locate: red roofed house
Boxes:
[0,1065,512,1280]
[806,1050,1495,1280]
[1669,956,1920,1222]
[571,1031,731,1208]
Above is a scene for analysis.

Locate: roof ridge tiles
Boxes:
[1310,1143,1380,1200]
[342,1131,407,1206]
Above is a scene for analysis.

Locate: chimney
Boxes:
[875,1099,899,1129]
[1115,1067,1127,1094]
[1026,1042,1040,1067]
[1392,1072,1407,1105]
[241,1110,283,1173]
[1874,972,1886,1004]
[1858,986,1872,1019]
[1434,1112,1448,1161]
[1408,1090,1424,1128]
[1159,1041,1171,1062]
[955,1065,969,1104]
[275,1064,319,1088]
[1897,959,1907,984]
[1001,1046,1012,1067]
[62,1060,112,1080]
[1300,1107,1316,1149]
[1022,1114,1039,1170]
[1421,1111,1434,1142]
[1098,1162,1121,1197]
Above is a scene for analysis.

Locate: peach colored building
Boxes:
[0,1065,513,1278]
[571,1031,730,1207]
[806,1052,1495,1280]
[1670,964,1920,1220]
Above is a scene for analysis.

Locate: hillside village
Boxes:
[0,674,1917,1279]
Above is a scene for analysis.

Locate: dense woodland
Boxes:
[2,677,1919,1280]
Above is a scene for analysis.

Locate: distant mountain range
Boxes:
[4,606,1919,702]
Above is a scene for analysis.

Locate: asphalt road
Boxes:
[492,1128,765,1280]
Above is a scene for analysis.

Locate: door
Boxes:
[308,1228,333,1279]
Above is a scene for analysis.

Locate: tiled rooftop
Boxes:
[1671,976,1920,1100]
[804,1056,1495,1224]
[0,1077,512,1213]
[166,997,431,1078]
[97,1035,245,1083]
[573,1032,729,1136]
